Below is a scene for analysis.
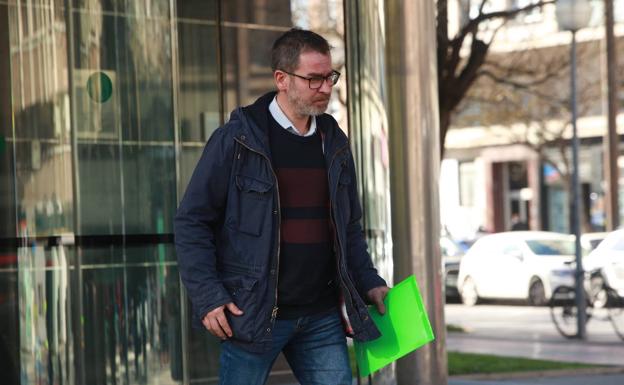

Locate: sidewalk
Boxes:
[446,304,624,365]
[446,304,624,384]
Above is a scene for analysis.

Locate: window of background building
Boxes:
[459,161,476,207]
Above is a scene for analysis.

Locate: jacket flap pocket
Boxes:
[236,175,273,193]
[240,277,258,291]
[222,276,258,291]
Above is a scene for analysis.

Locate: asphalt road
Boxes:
[445,303,624,366]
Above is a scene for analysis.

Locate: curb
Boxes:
[450,366,624,381]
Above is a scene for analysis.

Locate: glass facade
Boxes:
[0,1,393,384]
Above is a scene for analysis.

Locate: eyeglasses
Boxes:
[280,69,341,89]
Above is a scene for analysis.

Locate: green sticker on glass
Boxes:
[86,71,113,103]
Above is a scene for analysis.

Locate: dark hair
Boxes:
[271,28,331,72]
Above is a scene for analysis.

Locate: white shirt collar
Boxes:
[269,96,317,137]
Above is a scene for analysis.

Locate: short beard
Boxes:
[287,83,329,117]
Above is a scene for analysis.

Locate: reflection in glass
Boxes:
[177,0,218,21]
[221,26,284,114]
[18,245,72,385]
[176,19,221,190]
[346,0,392,282]
[346,0,394,382]
[72,10,176,236]
[175,9,223,384]
[0,246,19,385]
[81,246,182,385]
[8,3,74,239]
[1,1,363,384]
[221,0,291,26]
[15,243,182,385]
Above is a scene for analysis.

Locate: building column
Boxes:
[384,1,447,384]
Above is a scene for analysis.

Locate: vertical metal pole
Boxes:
[570,31,587,339]
[604,0,619,231]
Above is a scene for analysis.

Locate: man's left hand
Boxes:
[366,286,390,315]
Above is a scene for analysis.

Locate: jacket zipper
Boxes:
[327,145,353,305]
[234,137,281,324]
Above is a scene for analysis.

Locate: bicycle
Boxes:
[549,270,624,340]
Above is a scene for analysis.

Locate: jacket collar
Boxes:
[231,91,349,159]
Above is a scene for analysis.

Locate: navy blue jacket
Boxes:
[174,92,386,352]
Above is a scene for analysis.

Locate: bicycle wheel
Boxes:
[550,286,587,339]
[606,288,624,341]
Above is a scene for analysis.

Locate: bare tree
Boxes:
[459,40,600,182]
[454,40,602,229]
[437,0,556,157]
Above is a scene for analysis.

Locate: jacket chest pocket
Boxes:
[235,175,274,236]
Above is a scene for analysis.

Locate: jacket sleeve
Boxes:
[174,125,235,321]
[344,152,388,299]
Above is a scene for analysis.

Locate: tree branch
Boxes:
[456,0,555,46]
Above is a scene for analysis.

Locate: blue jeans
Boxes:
[218,309,352,385]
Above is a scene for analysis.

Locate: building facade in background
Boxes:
[441,1,624,239]
[0,1,403,384]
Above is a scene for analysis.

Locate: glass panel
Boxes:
[345,0,394,382]
[221,26,283,114]
[80,245,182,384]
[175,5,222,383]
[176,19,220,189]
[0,2,15,240]
[345,0,392,281]
[71,9,176,236]
[0,246,19,385]
[176,0,217,21]
[0,7,16,375]
[2,1,374,384]
[73,0,170,19]
[3,1,75,383]
[18,244,74,385]
[70,3,180,385]
[8,3,74,239]
[290,0,348,130]
[221,0,291,26]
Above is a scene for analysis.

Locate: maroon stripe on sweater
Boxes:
[281,219,330,244]
[276,168,329,208]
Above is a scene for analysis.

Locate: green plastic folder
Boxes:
[354,275,435,377]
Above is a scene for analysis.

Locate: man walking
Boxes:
[175,28,389,385]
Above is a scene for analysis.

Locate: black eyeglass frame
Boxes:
[280,69,341,89]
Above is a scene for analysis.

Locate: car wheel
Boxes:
[461,277,479,306]
[590,274,608,308]
[528,279,546,306]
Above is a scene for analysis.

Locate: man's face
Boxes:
[284,50,333,116]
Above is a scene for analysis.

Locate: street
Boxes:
[445,303,624,366]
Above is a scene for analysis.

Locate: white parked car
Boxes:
[457,231,576,306]
[581,232,608,252]
[584,229,624,298]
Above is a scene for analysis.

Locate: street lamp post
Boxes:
[555,0,592,340]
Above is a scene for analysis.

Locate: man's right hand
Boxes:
[202,303,244,340]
